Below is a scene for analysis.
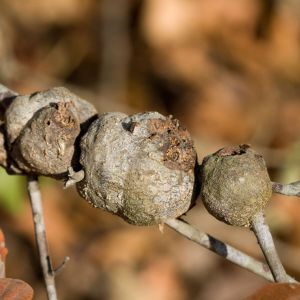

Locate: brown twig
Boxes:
[272,181,300,197]
[165,218,297,283]
[251,212,289,282]
[27,176,58,300]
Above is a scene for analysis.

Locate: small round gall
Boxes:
[200,144,272,227]
[4,87,97,177]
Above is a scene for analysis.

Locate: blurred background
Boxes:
[0,0,300,299]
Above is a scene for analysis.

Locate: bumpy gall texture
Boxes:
[5,87,96,145]
[201,144,272,227]
[4,87,97,177]
[12,103,80,177]
[77,112,198,225]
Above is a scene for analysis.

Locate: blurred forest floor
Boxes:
[0,0,300,299]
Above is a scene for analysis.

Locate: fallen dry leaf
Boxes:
[0,278,33,300]
[245,283,300,300]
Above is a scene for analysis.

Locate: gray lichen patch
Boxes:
[201,144,272,227]
[77,112,198,226]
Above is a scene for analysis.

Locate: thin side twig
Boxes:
[251,212,289,282]
[165,218,297,283]
[272,181,300,197]
[54,256,70,276]
[27,176,58,300]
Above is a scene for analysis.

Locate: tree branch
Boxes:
[272,181,300,197]
[27,176,58,300]
[165,218,297,283]
[1,82,298,288]
[251,212,289,282]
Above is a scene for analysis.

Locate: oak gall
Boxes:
[201,145,272,227]
[77,112,198,225]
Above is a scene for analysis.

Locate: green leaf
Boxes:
[0,167,25,214]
